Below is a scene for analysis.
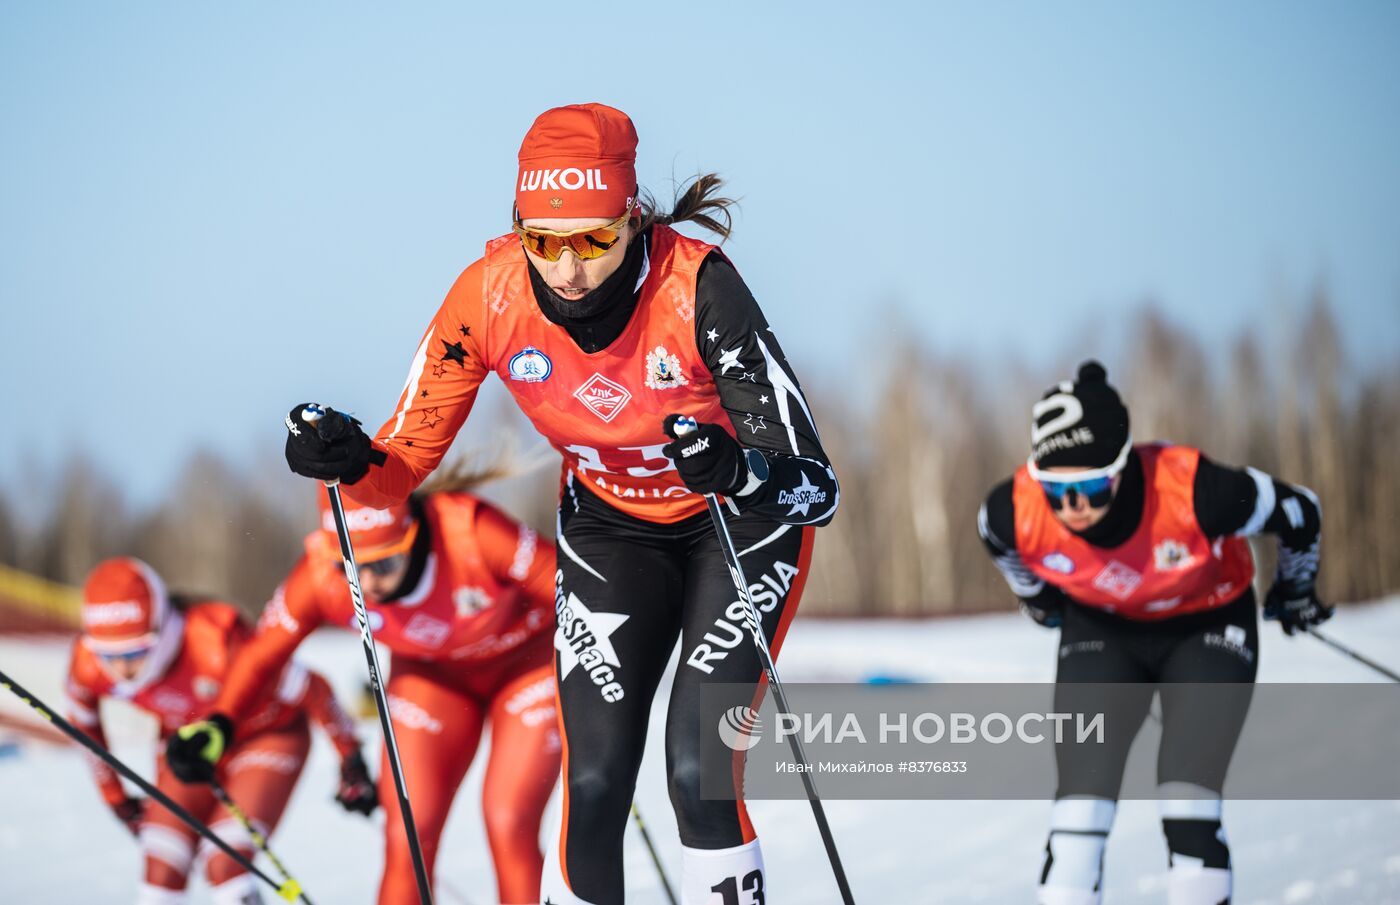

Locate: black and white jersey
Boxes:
[978,451,1323,608]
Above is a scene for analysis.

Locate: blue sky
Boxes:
[3,2,1398,508]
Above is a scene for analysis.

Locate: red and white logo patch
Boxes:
[1092,561,1143,600]
[403,613,451,649]
[573,373,632,422]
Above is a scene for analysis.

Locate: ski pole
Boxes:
[209,777,314,904]
[670,418,857,905]
[302,408,433,905]
[631,803,678,905]
[320,482,435,904]
[368,812,478,905]
[1302,626,1400,683]
[0,667,304,903]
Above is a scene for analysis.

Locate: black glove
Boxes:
[1019,586,1068,629]
[1021,599,1063,629]
[662,415,749,497]
[334,750,379,816]
[284,403,385,484]
[1264,581,1334,636]
[165,713,234,784]
[111,796,145,836]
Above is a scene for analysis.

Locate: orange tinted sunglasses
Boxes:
[512,206,635,262]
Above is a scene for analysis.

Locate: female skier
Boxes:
[278,102,839,904]
[67,556,368,905]
[978,361,1329,905]
[172,477,560,904]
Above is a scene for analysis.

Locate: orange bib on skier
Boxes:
[478,225,732,523]
[1012,444,1255,620]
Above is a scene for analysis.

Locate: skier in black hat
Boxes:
[978,360,1330,905]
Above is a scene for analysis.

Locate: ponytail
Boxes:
[412,439,555,499]
[638,173,737,242]
[414,456,516,498]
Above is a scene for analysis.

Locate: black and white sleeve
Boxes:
[978,479,1071,609]
[693,253,839,527]
[1193,455,1323,591]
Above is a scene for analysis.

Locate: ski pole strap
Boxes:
[1303,626,1400,683]
[0,667,286,897]
[209,779,314,904]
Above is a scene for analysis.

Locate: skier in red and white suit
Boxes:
[179,485,560,905]
[66,557,366,905]
[280,103,840,905]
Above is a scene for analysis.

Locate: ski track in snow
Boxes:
[2,598,1398,903]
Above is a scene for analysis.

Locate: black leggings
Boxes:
[552,477,813,904]
[1053,590,1259,799]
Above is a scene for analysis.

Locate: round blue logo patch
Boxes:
[508,347,552,383]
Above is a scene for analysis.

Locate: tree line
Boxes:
[2,293,1395,620]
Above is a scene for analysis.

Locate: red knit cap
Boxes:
[516,103,638,220]
[317,492,418,564]
[81,557,169,654]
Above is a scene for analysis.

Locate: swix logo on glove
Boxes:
[680,437,710,458]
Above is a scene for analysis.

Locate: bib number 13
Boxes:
[712,869,765,905]
[564,443,676,478]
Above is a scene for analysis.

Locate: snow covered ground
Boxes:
[3,598,1399,903]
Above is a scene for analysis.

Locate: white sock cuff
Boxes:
[681,839,765,905]
[681,839,763,862]
[1049,796,1116,833]
[1157,783,1222,821]
[140,824,195,876]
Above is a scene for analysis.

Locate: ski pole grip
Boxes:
[300,404,326,427]
[300,404,343,487]
[664,414,699,440]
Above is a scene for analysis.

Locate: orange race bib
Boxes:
[480,225,732,523]
[1013,444,1255,620]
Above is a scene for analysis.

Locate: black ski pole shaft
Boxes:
[210,778,314,904]
[699,492,857,905]
[0,667,302,902]
[1303,626,1400,683]
[321,479,435,905]
[630,803,678,905]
